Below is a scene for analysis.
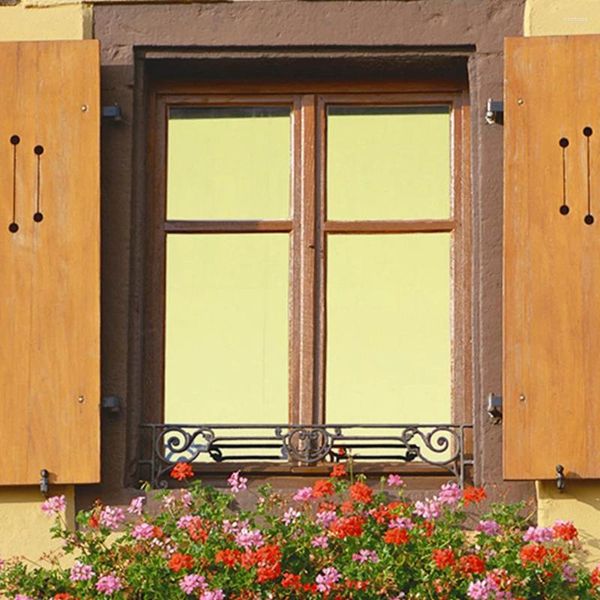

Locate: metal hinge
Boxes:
[485,99,504,125]
[486,393,503,423]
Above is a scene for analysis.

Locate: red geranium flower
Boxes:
[553,521,578,541]
[349,481,373,504]
[591,565,600,587]
[312,479,334,498]
[432,548,456,569]
[384,528,409,545]
[520,543,547,565]
[459,554,486,575]
[463,486,486,506]
[168,552,194,572]
[170,462,194,481]
[215,548,243,568]
[330,515,364,539]
[282,573,302,589]
[330,464,346,478]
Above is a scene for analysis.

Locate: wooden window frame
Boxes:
[142,81,472,473]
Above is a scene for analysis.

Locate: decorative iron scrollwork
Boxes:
[139,423,473,489]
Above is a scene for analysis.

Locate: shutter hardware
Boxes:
[486,393,502,423]
[102,104,122,122]
[485,99,503,125]
[39,469,49,496]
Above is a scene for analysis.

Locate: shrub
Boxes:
[1,464,599,599]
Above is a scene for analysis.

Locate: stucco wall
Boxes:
[525,0,600,566]
[0,0,86,560]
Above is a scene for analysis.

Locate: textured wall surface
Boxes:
[0,0,86,559]
[525,0,600,565]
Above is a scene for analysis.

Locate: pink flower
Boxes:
[316,510,337,528]
[199,590,225,600]
[467,580,493,599]
[69,560,95,582]
[563,564,577,583]
[234,527,264,549]
[222,519,249,535]
[283,508,301,525]
[180,574,207,594]
[389,517,414,530]
[132,522,155,540]
[523,526,553,543]
[177,515,195,529]
[437,482,462,506]
[227,471,248,493]
[414,499,441,520]
[41,495,66,516]
[311,535,329,548]
[95,573,123,595]
[293,486,313,502]
[127,496,145,516]
[316,566,341,592]
[477,520,501,536]
[99,506,126,530]
[352,549,379,563]
[387,474,404,487]
[180,491,193,507]
[14,595,34,600]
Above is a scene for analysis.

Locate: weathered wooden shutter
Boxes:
[504,35,600,480]
[0,41,100,485]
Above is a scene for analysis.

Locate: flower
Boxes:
[69,560,95,582]
[95,573,123,595]
[463,486,486,506]
[127,495,145,515]
[352,549,379,563]
[389,516,414,530]
[283,507,301,525]
[234,527,264,549]
[228,470,248,493]
[14,595,34,600]
[591,565,600,587]
[316,510,337,528]
[523,526,554,543]
[316,566,341,592]
[170,462,194,481]
[312,479,334,498]
[553,520,578,541]
[459,554,486,575]
[168,553,194,572]
[349,481,373,504]
[199,590,225,600]
[432,548,456,569]
[563,564,577,583]
[387,474,404,487]
[179,574,206,594]
[437,482,462,506]
[293,486,313,502]
[467,579,494,599]
[384,528,409,545]
[132,522,155,540]
[330,464,346,478]
[329,515,364,539]
[520,543,547,565]
[414,498,441,520]
[311,535,329,548]
[477,519,501,536]
[41,495,66,516]
[99,506,125,530]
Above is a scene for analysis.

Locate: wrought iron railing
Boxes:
[139,423,473,489]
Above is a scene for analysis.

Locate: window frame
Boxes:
[142,81,472,475]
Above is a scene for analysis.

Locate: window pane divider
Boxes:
[164,220,293,233]
[324,219,455,234]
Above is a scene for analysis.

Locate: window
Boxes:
[142,85,472,480]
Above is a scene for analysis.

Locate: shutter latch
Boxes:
[39,469,49,496]
[485,99,504,125]
[486,393,503,423]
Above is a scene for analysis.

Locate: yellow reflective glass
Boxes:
[167,107,291,220]
[326,234,451,424]
[164,234,289,425]
[327,106,450,220]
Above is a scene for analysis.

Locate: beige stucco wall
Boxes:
[526,0,600,567]
[0,0,87,560]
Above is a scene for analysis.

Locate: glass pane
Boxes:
[167,107,291,220]
[164,234,289,425]
[327,106,450,220]
[326,234,451,424]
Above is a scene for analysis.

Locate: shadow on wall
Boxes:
[537,481,600,565]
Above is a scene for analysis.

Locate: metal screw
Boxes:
[519,394,526,402]
[81,105,88,112]
[78,395,85,404]
[517,98,524,106]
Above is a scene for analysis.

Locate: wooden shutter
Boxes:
[504,35,600,480]
[0,41,100,485]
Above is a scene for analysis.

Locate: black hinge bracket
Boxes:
[486,393,503,423]
[40,469,49,496]
[556,464,566,492]
[485,99,504,125]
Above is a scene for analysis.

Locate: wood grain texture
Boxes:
[0,41,100,485]
[504,35,600,480]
